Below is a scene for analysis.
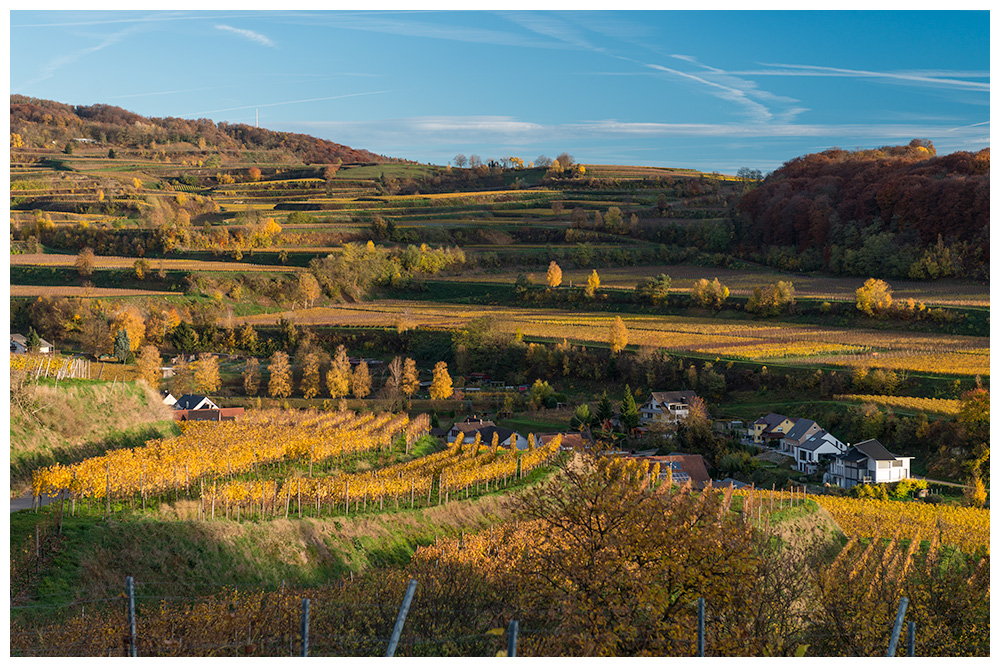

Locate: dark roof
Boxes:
[174,394,211,410]
[853,438,899,461]
[835,438,899,463]
[755,413,790,429]
[428,427,447,438]
[479,426,517,446]
[784,419,818,441]
[648,390,697,406]
[798,430,835,452]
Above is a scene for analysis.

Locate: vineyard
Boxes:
[834,394,962,416]
[28,408,563,521]
[11,472,990,657]
[812,494,989,555]
[236,301,989,375]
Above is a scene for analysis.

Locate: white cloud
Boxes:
[215,24,276,48]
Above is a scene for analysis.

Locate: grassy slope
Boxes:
[10,481,527,617]
[9,379,179,494]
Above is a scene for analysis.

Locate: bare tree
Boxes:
[453,154,468,168]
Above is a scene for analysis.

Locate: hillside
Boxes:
[735,142,990,280]
[9,377,178,494]
[10,95,393,164]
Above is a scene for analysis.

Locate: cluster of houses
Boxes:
[13,330,917,494]
[751,411,912,489]
[635,390,914,491]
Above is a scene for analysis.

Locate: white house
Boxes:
[780,419,823,454]
[11,333,53,354]
[640,390,697,426]
[161,390,177,407]
[827,439,912,489]
[791,429,846,474]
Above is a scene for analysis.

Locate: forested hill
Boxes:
[9,95,393,165]
[734,142,990,281]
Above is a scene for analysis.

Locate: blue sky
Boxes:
[8,8,991,173]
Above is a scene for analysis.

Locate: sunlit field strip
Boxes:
[9,254,304,272]
[835,394,962,416]
[235,302,985,371]
[810,351,990,377]
[433,268,990,307]
[10,285,182,298]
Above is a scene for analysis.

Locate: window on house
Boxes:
[892,460,902,467]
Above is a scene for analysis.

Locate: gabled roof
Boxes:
[451,419,496,433]
[784,419,818,441]
[854,438,899,461]
[754,413,791,429]
[174,394,217,410]
[648,390,696,406]
[11,333,53,347]
[798,429,838,452]
[835,438,899,462]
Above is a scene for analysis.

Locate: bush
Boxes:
[850,483,888,500]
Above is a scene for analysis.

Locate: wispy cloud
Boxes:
[22,25,140,87]
[744,63,990,92]
[109,85,229,100]
[278,12,559,50]
[215,24,276,48]
[285,115,991,146]
[185,91,391,117]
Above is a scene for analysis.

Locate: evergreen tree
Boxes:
[620,384,640,432]
[25,327,41,353]
[595,390,614,427]
[113,328,131,364]
[171,321,199,352]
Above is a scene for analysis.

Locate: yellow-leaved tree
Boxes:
[135,345,162,389]
[546,261,562,288]
[109,306,146,353]
[193,353,220,394]
[610,316,629,354]
[326,344,351,398]
[300,352,321,399]
[585,269,600,298]
[402,358,420,398]
[243,357,260,396]
[855,278,893,317]
[352,360,372,399]
[268,351,292,398]
[430,361,453,400]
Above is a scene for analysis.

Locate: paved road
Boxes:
[10,493,60,513]
[911,475,972,490]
